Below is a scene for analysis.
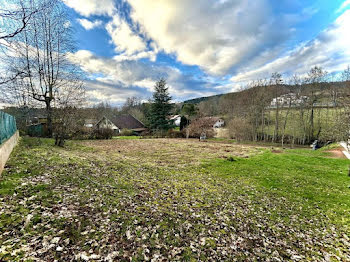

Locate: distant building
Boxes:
[112,114,147,134]
[169,115,182,127]
[26,114,48,137]
[270,93,309,107]
[95,116,120,134]
[200,117,225,128]
[94,114,147,135]
[84,119,98,128]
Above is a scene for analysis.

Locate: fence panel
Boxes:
[0,111,17,145]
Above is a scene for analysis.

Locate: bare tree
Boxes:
[53,83,85,146]
[341,66,350,148]
[3,0,84,137]
[0,0,38,41]
[281,76,297,147]
[270,72,283,142]
[0,0,43,86]
[305,66,327,142]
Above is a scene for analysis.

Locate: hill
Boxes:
[183,81,349,106]
[184,94,224,104]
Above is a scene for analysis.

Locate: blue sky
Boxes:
[62,0,350,106]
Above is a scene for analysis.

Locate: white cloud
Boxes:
[68,50,218,103]
[126,0,295,75]
[63,0,115,17]
[77,18,102,30]
[68,50,170,87]
[231,11,350,83]
[336,0,350,13]
[84,80,140,106]
[106,16,147,55]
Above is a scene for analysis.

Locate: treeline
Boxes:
[195,66,350,145]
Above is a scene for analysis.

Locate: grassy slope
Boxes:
[261,107,342,138]
[0,137,349,261]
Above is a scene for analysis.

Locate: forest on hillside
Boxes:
[189,67,350,146]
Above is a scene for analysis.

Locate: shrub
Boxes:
[167,129,185,138]
[186,118,215,138]
[70,127,93,140]
[152,130,168,138]
[92,128,113,139]
[227,117,253,142]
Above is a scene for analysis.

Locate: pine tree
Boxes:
[148,78,173,131]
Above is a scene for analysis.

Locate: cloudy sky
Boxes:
[63,0,350,105]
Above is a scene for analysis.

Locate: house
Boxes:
[270,93,309,107]
[169,115,182,127]
[111,114,147,134]
[84,119,98,128]
[26,114,47,126]
[201,117,225,128]
[26,114,48,137]
[93,114,146,135]
[95,116,120,134]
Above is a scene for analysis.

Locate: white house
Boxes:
[200,117,225,128]
[213,118,225,128]
[95,116,120,134]
[170,115,182,126]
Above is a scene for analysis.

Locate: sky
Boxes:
[46,0,350,105]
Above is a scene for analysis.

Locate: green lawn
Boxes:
[262,107,342,139]
[0,137,349,261]
[113,136,142,140]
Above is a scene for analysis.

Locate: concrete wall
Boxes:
[0,131,19,175]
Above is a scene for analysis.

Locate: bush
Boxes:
[92,128,113,139]
[70,127,93,140]
[119,128,135,136]
[227,117,253,142]
[167,129,185,138]
[151,130,168,138]
[186,118,215,138]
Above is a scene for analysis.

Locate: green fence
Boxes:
[27,124,43,137]
[0,111,17,145]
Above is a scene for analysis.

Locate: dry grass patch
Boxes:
[82,138,263,168]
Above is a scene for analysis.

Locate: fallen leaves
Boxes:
[0,137,349,261]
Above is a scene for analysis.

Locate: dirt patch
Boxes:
[325,147,347,159]
[271,150,283,154]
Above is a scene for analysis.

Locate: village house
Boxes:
[169,115,182,127]
[95,116,119,134]
[94,114,147,135]
[201,117,225,128]
[84,119,97,128]
[26,114,49,137]
[270,93,309,107]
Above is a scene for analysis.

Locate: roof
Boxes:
[95,116,119,129]
[169,115,181,120]
[111,114,145,130]
[200,117,224,126]
[85,119,98,125]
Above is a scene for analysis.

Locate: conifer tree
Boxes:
[148,78,173,131]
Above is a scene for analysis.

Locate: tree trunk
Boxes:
[46,101,53,137]
[309,106,314,142]
[274,105,279,143]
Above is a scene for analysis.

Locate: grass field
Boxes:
[263,107,342,139]
[0,137,349,261]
